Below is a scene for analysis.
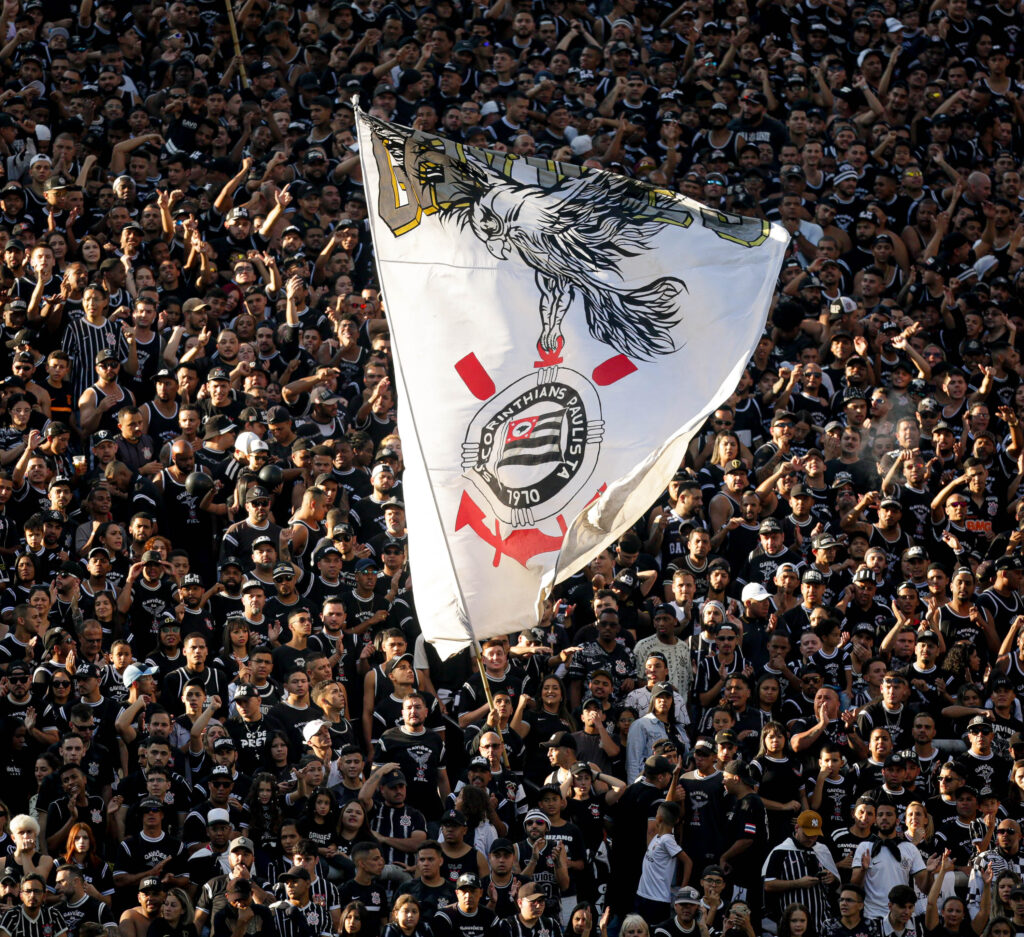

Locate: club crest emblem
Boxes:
[461,368,603,528]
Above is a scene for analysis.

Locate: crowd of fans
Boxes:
[0,0,1022,937]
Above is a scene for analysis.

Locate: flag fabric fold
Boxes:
[355,110,789,659]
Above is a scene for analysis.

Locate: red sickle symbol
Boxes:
[455,491,567,567]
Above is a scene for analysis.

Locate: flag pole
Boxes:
[224,0,250,89]
[474,650,512,771]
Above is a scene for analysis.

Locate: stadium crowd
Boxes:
[0,0,1022,936]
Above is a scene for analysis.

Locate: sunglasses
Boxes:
[968,726,993,734]
[52,681,71,688]
[249,500,270,508]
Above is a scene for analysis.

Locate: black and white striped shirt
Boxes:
[0,905,69,937]
[762,837,839,931]
[494,915,562,937]
[60,317,129,400]
[272,900,333,937]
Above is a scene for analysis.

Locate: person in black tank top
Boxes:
[144,400,181,447]
[84,380,134,435]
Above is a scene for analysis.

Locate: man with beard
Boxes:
[352,462,398,541]
[375,693,450,818]
[155,440,216,578]
[850,803,928,919]
[221,487,283,572]
[54,867,114,937]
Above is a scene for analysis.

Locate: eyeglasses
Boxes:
[21,889,43,895]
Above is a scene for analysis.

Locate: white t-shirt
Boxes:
[637,833,683,903]
[852,839,925,919]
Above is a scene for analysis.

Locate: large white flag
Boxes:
[355,111,788,658]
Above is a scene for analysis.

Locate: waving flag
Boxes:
[355,110,788,658]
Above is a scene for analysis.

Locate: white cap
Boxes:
[29,153,51,167]
[885,17,904,31]
[35,125,51,142]
[741,582,770,603]
[571,135,594,156]
[302,719,328,742]
[235,431,267,455]
[480,101,500,116]
[206,807,231,825]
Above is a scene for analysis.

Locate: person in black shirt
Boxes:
[482,837,531,919]
[494,882,563,937]
[432,874,497,937]
[396,842,457,918]
[720,759,769,920]
[336,842,390,934]
[211,879,277,937]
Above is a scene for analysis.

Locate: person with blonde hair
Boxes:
[0,815,53,882]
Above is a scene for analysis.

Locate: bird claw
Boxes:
[534,336,564,368]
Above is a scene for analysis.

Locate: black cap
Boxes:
[541,731,577,750]
[441,808,467,826]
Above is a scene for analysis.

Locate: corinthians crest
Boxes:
[461,367,604,528]
[363,114,771,562]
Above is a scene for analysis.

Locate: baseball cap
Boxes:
[207,807,231,826]
[541,731,577,750]
[796,810,823,836]
[122,663,159,687]
[741,582,770,602]
[302,719,328,742]
[672,886,701,905]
